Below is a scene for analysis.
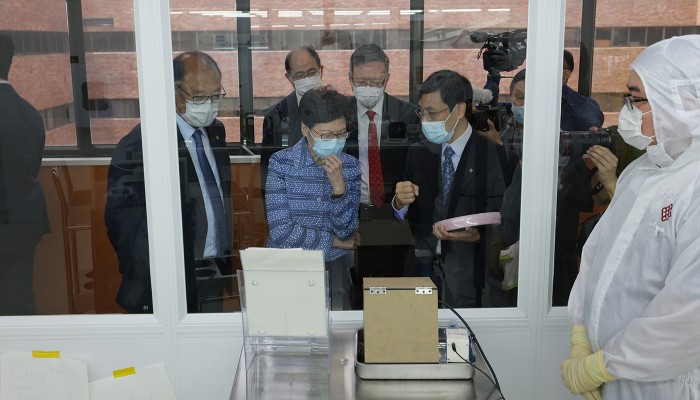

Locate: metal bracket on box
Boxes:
[415,287,433,295]
[369,287,386,294]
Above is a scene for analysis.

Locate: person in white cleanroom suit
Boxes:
[562,35,700,400]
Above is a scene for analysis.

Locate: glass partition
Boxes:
[0,0,150,315]
[551,1,699,307]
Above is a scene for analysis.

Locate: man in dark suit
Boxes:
[0,34,50,315]
[344,44,420,289]
[105,51,232,313]
[260,46,323,189]
[394,70,507,308]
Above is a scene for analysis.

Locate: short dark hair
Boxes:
[419,70,473,116]
[173,51,221,83]
[510,68,527,92]
[0,33,15,80]
[285,46,321,73]
[563,50,575,72]
[349,44,389,74]
[298,86,349,131]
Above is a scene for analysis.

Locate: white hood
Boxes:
[631,35,700,161]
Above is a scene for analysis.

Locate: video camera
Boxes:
[472,104,512,132]
[559,129,615,157]
[470,29,527,72]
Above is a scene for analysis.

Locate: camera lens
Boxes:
[559,130,613,157]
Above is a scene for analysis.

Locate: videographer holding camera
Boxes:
[490,69,617,306]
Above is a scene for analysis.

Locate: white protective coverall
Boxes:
[568,35,700,399]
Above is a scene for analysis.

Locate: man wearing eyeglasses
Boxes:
[394,70,508,309]
[564,35,700,400]
[261,46,324,191]
[106,51,232,314]
[344,44,420,289]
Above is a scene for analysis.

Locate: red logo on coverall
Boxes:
[661,204,673,222]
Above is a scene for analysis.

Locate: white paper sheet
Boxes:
[0,352,89,400]
[89,363,176,400]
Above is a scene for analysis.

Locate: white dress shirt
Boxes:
[176,115,224,258]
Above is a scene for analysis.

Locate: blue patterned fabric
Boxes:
[441,145,455,209]
[265,138,361,262]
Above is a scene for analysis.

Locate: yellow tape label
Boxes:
[32,350,60,358]
[113,367,136,378]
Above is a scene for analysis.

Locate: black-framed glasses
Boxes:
[352,78,387,88]
[177,85,226,104]
[310,128,349,141]
[290,69,320,81]
[622,93,648,110]
[415,107,449,121]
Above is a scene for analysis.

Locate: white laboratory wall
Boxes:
[0,0,582,399]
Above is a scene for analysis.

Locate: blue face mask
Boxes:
[421,107,458,144]
[511,105,524,125]
[312,138,346,157]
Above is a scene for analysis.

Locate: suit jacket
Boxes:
[344,94,421,204]
[403,133,506,302]
[105,120,232,313]
[0,84,50,247]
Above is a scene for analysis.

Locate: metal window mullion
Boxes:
[237,0,254,145]
[578,0,597,97]
[408,0,424,105]
[65,0,94,150]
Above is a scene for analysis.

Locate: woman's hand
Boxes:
[332,232,361,250]
[322,155,345,196]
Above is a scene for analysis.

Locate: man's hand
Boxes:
[476,119,503,145]
[321,155,345,196]
[394,181,419,209]
[586,145,618,197]
[332,232,361,250]
[433,224,480,242]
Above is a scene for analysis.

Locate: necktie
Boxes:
[441,145,456,210]
[366,110,385,207]
[192,129,229,256]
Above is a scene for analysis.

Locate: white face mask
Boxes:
[353,86,384,109]
[293,75,322,97]
[618,105,654,150]
[180,100,219,128]
[421,107,458,144]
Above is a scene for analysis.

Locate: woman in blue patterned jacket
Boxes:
[265,87,361,309]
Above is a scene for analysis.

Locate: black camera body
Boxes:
[472,104,512,132]
[470,29,527,72]
[560,128,615,157]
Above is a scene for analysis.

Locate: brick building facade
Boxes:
[2,0,699,145]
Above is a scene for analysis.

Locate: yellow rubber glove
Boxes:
[561,350,616,394]
[569,325,602,399]
[570,325,593,360]
[581,388,602,400]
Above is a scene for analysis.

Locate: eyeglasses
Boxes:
[177,85,226,104]
[309,128,349,141]
[622,93,648,110]
[415,107,449,121]
[290,69,320,81]
[352,78,387,88]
